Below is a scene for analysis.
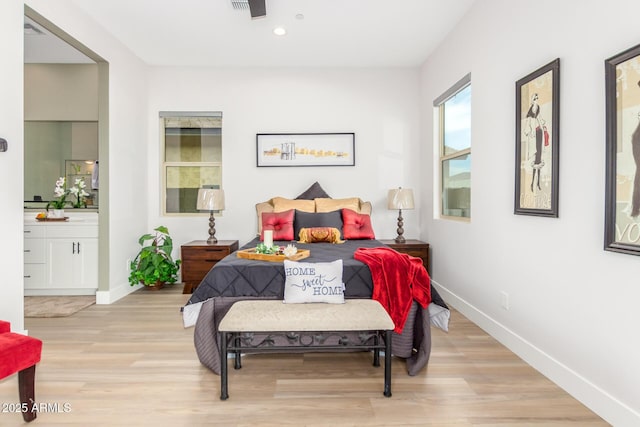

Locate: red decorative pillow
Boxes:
[261,209,295,241]
[342,209,375,239]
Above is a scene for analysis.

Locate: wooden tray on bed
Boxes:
[236,248,310,262]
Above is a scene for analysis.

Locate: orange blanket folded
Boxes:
[354,247,431,333]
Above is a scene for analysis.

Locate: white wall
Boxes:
[146,67,422,249]
[420,0,640,425]
[0,0,26,332]
[24,64,98,121]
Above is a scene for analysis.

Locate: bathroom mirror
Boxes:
[24,120,98,209]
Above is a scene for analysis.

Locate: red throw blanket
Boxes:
[354,247,431,333]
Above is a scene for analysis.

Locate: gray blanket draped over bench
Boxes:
[186,238,444,376]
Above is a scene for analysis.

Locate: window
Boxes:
[160,112,222,215]
[434,74,471,219]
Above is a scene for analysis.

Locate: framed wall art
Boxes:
[256,133,355,167]
[605,43,640,255]
[514,58,560,217]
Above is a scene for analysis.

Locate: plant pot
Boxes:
[49,209,65,219]
[143,281,164,290]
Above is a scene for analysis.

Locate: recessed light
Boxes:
[295,13,304,20]
[273,26,286,36]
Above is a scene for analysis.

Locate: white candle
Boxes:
[264,230,273,247]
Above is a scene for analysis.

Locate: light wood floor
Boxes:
[1,285,607,426]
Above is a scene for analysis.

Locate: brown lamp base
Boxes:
[394,209,406,243]
[207,211,218,244]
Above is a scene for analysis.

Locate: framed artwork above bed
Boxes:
[256,133,355,167]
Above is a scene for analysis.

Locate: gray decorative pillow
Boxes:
[283,259,344,304]
[294,210,343,240]
[295,181,330,200]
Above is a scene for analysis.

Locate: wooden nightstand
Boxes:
[379,239,430,274]
[181,240,239,294]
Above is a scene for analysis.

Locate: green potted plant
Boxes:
[128,225,181,289]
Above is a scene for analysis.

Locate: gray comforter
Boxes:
[186,238,439,376]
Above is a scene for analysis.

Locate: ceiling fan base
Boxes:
[248,0,266,18]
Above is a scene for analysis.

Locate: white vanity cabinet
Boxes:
[24,214,98,295]
[46,226,98,291]
[23,224,47,290]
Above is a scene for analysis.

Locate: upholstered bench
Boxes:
[218,299,394,400]
[0,320,43,422]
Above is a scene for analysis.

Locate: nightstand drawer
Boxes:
[182,262,217,281]
[180,240,239,294]
[182,247,230,262]
[379,239,430,274]
[401,248,428,259]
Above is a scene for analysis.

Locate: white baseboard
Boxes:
[96,282,142,305]
[432,280,640,427]
[24,289,96,296]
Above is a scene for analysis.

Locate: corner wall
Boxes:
[420,0,640,425]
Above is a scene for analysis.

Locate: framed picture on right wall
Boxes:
[605,43,640,255]
[514,58,560,217]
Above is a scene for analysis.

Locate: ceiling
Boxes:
[24,16,95,64]
[26,0,475,67]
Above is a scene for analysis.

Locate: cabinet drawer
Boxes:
[47,225,98,239]
[24,225,45,238]
[182,247,229,262]
[180,241,238,293]
[182,262,218,281]
[24,264,47,289]
[24,238,46,263]
[402,248,428,259]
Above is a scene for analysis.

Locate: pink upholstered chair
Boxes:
[0,320,43,422]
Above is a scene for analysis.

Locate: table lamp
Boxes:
[387,187,414,243]
[197,188,225,244]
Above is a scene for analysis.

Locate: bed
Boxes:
[182,184,449,376]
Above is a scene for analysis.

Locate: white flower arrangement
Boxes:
[283,244,298,258]
[47,177,70,209]
[47,176,90,210]
[69,177,90,208]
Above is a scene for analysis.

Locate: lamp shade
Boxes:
[387,188,414,210]
[197,189,225,211]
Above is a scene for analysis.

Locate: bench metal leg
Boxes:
[234,335,242,370]
[221,328,392,399]
[383,330,392,397]
[220,332,229,400]
[373,332,380,367]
